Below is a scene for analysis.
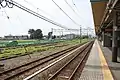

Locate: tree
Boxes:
[48,32,53,39]
[52,35,56,39]
[28,29,43,39]
[28,29,35,39]
[34,29,43,39]
[82,35,88,39]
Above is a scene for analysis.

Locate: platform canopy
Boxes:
[90,0,108,34]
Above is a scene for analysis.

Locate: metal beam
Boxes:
[101,0,119,29]
[112,10,118,62]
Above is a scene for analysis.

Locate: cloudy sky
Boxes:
[0,0,95,37]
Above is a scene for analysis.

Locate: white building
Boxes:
[4,35,29,40]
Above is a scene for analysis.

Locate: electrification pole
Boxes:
[80,27,82,43]
[87,28,89,41]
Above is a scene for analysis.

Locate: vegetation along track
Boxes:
[47,41,94,80]
[0,42,85,80]
[0,42,64,61]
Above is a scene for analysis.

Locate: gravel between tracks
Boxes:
[0,44,77,73]
[9,48,70,80]
[28,42,90,80]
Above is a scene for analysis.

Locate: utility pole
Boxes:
[80,27,82,43]
[87,28,89,41]
[62,30,63,37]
[70,31,72,40]
[51,28,53,33]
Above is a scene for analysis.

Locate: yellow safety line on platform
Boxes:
[97,40,114,80]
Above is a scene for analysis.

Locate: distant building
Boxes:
[43,35,48,40]
[61,34,76,39]
[4,35,29,40]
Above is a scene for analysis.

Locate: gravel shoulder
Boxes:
[0,43,77,72]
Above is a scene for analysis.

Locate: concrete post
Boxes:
[112,10,118,62]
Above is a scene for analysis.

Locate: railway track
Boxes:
[23,41,94,80]
[0,42,85,80]
[48,42,93,80]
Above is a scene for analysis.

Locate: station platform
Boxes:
[80,40,120,80]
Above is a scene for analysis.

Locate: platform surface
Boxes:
[98,41,120,80]
[80,40,114,80]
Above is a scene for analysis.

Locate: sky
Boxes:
[0,0,95,37]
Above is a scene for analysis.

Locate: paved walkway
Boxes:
[99,41,120,80]
[80,40,114,80]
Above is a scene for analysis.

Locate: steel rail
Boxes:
[48,42,93,80]
[0,43,85,80]
[23,42,91,80]
[68,43,93,80]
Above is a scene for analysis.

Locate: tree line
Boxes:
[28,29,43,39]
[28,29,56,39]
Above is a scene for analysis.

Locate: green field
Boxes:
[0,39,90,59]
[0,39,64,47]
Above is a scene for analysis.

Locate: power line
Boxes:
[23,0,55,18]
[65,0,87,26]
[3,0,71,29]
[0,0,13,8]
[72,0,80,13]
[0,0,85,32]
[64,0,83,20]
[2,8,14,27]
[64,0,76,13]
[72,0,82,17]
[3,8,9,19]
[71,0,88,27]
[16,15,24,25]
[51,0,81,27]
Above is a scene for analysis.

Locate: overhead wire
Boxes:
[2,8,14,27]
[71,0,88,27]
[72,0,80,13]
[0,0,81,31]
[51,0,81,27]
[23,0,55,19]
[16,15,24,26]
[0,0,13,8]
[64,0,88,27]
[72,0,95,28]
[5,0,71,29]
[64,0,83,20]
[0,0,21,26]
[3,8,9,19]
[0,10,4,16]
[0,0,7,8]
